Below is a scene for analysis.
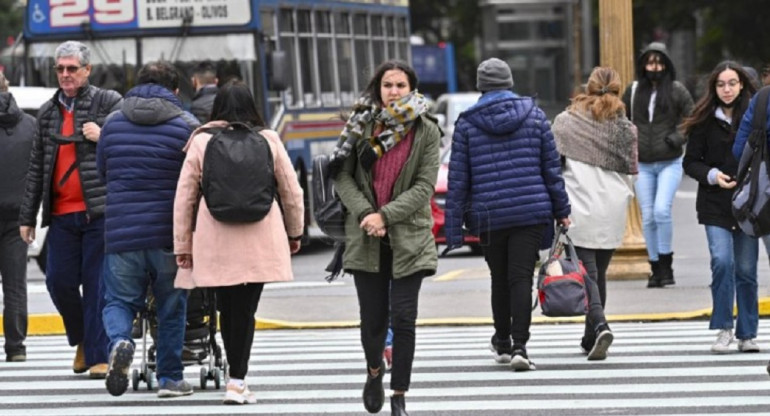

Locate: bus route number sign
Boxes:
[26,0,251,35]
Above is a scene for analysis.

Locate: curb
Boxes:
[12,297,770,335]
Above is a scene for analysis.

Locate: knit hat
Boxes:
[476,58,513,92]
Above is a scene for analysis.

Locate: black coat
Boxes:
[682,114,739,230]
[0,92,36,221]
[190,85,217,124]
[18,84,122,228]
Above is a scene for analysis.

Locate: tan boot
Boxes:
[73,343,87,374]
[88,363,108,379]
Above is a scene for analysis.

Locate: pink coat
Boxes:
[173,122,304,289]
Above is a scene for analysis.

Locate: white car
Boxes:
[9,86,57,273]
[431,92,481,149]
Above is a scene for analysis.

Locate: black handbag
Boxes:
[534,226,589,317]
[312,154,347,242]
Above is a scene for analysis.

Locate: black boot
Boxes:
[362,363,385,413]
[658,252,675,286]
[391,394,409,416]
[646,260,662,288]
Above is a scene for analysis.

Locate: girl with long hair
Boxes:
[682,61,760,354]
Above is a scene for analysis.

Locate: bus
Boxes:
[20,0,412,240]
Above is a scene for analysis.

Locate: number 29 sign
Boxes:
[26,0,252,36]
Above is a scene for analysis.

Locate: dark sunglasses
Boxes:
[53,65,83,74]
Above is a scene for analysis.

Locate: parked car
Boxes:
[9,86,58,273]
[431,92,480,149]
[431,148,481,254]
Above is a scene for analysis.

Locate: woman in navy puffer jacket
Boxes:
[445,58,571,372]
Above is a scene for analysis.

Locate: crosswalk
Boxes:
[2,321,770,415]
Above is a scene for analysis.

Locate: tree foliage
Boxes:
[0,0,23,49]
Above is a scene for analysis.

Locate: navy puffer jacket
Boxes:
[445,90,570,248]
[97,83,200,253]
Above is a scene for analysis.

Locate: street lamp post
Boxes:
[599,0,649,279]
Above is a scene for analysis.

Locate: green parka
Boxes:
[334,114,440,279]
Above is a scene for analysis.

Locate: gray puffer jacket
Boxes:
[18,84,122,228]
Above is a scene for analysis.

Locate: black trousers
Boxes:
[216,283,264,380]
[482,224,545,346]
[574,247,615,347]
[353,243,424,392]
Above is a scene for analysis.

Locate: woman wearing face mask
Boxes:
[682,62,759,353]
[622,42,694,288]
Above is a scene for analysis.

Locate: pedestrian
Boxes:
[761,64,770,87]
[0,71,36,363]
[97,61,200,397]
[621,41,694,288]
[18,40,122,378]
[552,66,638,360]
[683,61,760,354]
[445,57,571,371]
[173,80,304,405]
[189,61,218,124]
[331,59,440,416]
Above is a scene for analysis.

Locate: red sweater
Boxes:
[51,107,86,215]
[372,128,415,209]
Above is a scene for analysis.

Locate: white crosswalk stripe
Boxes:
[2,320,770,415]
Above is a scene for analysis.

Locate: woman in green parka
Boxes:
[330,60,440,416]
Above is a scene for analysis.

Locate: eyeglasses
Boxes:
[716,80,740,89]
[53,65,82,74]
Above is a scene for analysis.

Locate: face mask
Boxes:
[646,71,663,82]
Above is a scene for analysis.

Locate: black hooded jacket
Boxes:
[622,42,694,163]
[0,92,37,221]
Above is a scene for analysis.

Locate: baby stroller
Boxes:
[131,288,228,391]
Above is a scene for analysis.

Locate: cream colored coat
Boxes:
[173,122,304,289]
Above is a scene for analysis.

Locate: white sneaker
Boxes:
[711,329,733,354]
[223,383,257,405]
[738,338,760,353]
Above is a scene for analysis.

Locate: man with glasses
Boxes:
[18,41,122,378]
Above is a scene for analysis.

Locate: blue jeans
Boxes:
[102,249,187,381]
[705,226,759,339]
[47,212,109,365]
[635,157,683,260]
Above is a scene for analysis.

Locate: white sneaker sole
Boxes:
[510,355,535,372]
[587,331,614,361]
[223,389,257,404]
[488,342,511,364]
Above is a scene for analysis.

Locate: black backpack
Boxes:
[312,153,346,242]
[201,122,275,223]
[732,86,770,237]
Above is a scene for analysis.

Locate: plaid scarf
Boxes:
[329,91,429,173]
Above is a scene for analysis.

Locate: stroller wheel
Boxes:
[199,367,208,390]
[146,368,154,390]
[132,369,139,391]
[213,367,221,389]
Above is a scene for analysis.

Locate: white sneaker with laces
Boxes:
[738,338,760,352]
[223,383,257,405]
[711,329,733,354]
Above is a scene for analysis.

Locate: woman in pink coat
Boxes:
[173,81,304,405]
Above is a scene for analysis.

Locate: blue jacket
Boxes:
[445,90,570,248]
[733,90,770,160]
[97,84,200,253]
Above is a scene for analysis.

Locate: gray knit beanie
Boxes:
[476,58,513,92]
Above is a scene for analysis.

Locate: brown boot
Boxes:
[73,343,87,374]
[89,363,108,379]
